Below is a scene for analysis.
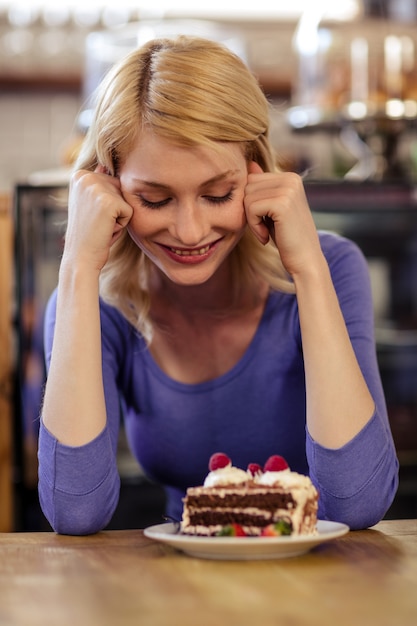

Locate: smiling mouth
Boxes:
[169,244,211,256]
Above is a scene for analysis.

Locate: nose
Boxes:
[169,202,210,246]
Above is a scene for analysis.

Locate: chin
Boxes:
[157,255,230,285]
[162,269,216,287]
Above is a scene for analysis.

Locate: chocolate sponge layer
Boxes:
[185,491,295,511]
[184,488,297,529]
[187,510,291,529]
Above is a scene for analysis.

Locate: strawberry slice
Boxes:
[261,521,292,536]
[217,524,247,537]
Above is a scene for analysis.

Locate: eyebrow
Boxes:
[130,169,241,191]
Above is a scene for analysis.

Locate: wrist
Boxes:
[291,254,330,293]
[58,257,101,298]
[59,253,101,280]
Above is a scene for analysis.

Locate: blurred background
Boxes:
[1,0,417,532]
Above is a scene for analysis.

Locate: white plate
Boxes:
[144,520,349,560]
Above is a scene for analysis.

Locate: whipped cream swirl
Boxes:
[204,463,249,487]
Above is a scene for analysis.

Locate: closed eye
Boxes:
[138,195,171,209]
[138,191,234,209]
[203,191,234,205]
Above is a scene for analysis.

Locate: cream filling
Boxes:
[170,245,210,256]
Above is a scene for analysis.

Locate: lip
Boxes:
[157,238,223,264]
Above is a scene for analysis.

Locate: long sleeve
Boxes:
[305,232,399,528]
[38,291,125,534]
[306,414,398,529]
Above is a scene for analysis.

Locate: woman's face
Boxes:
[119,130,248,286]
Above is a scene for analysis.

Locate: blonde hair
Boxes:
[75,35,295,341]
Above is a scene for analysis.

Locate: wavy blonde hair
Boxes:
[75,35,295,341]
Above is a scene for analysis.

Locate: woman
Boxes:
[39,35,398,534]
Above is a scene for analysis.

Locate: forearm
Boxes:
[41,261,107,446]
[294,255,375,449]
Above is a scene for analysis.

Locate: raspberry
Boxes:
[263,455,289,472]
[247,462,263,476]
[217,524,247,537]
[208,452,231,471]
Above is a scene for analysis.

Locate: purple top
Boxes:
[38,231,399,534]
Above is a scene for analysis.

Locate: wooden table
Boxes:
[0,519,416,626]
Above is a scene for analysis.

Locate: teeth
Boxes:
[170,245,210,256]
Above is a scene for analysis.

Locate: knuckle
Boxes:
[284,172,302,186]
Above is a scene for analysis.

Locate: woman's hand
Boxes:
[244,162,323,279]
[63,166,133,273]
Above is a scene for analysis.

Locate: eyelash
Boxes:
[138,197,170,209]
[205,191,234,205]
[138,191,234,210]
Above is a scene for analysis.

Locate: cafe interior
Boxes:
[1,4,417,625]
[1,0,417,537]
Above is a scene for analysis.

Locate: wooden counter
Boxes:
[0,519,416,626]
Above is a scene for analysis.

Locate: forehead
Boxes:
[121,130,246,174]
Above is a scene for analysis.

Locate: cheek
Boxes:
[228,198,247,231]
[126,208,161,241]
[125,212,156,252]
[126,222,160,264]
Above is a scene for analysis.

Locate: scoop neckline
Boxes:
[141,291,275,392]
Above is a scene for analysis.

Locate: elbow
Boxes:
[50,507,113,536]
[39,480,119,536]
[318,467,400,530]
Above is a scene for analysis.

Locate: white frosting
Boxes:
[203,464,249,487]
[254,468,290,486]
[254,469,312,489]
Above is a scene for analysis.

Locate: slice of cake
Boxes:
[181,452,318,537]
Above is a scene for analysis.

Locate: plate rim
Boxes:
[144,519,349,548]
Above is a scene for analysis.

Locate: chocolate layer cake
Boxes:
[181,453,318,537]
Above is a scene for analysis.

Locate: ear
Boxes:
[95,164,114,176]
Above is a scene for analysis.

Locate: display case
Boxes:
[0,193,13,532]
[13,184,67,529]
